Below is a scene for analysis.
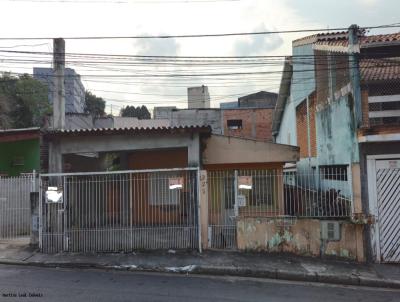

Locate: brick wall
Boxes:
[296,94,317,158]
[222,108,273,141]
[361,88,370,128]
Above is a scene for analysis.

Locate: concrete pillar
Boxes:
[49,140,63,173]
[188,133,200,167]
[53,38,65,130]
[351,163,362,214]
[199,170,209,250]
[30,192,39,247]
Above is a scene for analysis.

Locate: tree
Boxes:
[85,91,106,117]
[0,94,11,129]
[0,73,50,128]
[120,105,151,119]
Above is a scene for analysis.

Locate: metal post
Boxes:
[306,96,312,160]
[63,176,68,251]
[38,176,42,250]
[197,169,202,253]
[234,170,239,217]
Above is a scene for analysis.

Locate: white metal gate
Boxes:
[375,159,400,263]
[0,173,37,239]
[39,168,200,253]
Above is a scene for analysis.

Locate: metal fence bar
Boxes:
[0,173,36,240]
[207,167,353,250]
[39,169,200,254]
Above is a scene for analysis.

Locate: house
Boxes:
[273,26,400,263]
[154,90,278,142]
[40,124,301,253]
[0,128,41,176]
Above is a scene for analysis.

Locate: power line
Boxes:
[0,24,398,40]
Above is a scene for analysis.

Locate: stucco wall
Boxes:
[276,43,316,146]
[0,139,40,176]
[315,95,359,165]
[237,218,365,261]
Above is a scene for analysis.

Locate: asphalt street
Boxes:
[0,265,398,302]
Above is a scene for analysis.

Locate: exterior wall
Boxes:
[296,95,317,158]
[0,139,40,176]
[219,101,238,109]
[276,43,316,146]
[113,117,169,129]
[238,91,277,108]
[33,67,85,114]
[188,86,210,109]
[223,108,273,141]
[315,95,359,165]
[128,148,188,225]
[237,218,365,261]
[202,135,299,166]
[153,109,223,135]
[276,98,296,145]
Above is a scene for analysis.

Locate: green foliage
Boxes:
[85,91,106,117]
[120,105,151,119]
[0,73,50,129]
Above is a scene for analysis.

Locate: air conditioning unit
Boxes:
[321,221,340,241]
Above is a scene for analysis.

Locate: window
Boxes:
[148,174,182,206]
[227,119,242,130]
[319,165,348,181]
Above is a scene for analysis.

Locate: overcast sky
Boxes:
[0,0,399,113]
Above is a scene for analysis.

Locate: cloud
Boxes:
[233,24,284,56]
[133,37,180,56]
[357,0,379,6]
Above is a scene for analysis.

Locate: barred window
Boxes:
[319,165,348,181]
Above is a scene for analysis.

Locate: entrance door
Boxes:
[369,157,400,263]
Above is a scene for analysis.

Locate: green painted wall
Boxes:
[0,139,40,176]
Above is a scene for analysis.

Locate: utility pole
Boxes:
[348,24,362,128]
[53,38,65,129]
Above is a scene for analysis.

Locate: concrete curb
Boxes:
[0,259,399,289]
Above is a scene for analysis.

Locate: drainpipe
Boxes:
[306,95,311,161]
[348,25,361,217]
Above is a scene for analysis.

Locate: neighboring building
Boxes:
[273,27,400,263]
[188,85,210,109]
[154,90,278,142]
[0,128,40,176]
[49,113,170,131]
[154,108,224,134]
[238,91,278,108]
[219,101,238,109]
[33,67,86,113]
[223,108,274,141]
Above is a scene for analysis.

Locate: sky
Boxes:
[0,0,399,114]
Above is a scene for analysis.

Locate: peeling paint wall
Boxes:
[237,218,365,262]
[315,95,359,165]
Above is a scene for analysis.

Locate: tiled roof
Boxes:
[44,125,211,136]
[314,32,400,52]
[292,31,348,47]
[360,58,400,82]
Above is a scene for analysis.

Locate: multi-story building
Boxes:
[273,26,400,263]
[33,67,86,113]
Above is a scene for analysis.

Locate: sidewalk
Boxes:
[0,239,399,289]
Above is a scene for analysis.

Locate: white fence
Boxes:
[0,173,37,239]
[39,168,200,253]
